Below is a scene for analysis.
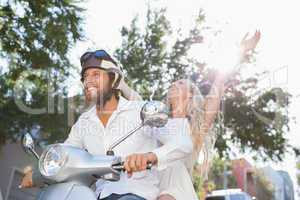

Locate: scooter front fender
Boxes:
[37,182,97,200]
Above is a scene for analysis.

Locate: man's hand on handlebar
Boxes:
[124,152,157,178]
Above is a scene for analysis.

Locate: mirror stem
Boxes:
[107,124,144,154]
[30,148,40,160]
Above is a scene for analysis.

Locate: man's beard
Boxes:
[96,87,114,108]
[84,85,114,108]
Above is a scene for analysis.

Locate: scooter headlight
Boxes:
[39,144,68,177]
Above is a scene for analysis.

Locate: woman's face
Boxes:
[167,79,192,114]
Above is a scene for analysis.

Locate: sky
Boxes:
[67,0,300,197]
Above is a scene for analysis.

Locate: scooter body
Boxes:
[36,182,97,200]
[31,144,123,200]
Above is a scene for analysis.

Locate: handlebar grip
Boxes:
[113,161,153,171]
[146,162,153,170]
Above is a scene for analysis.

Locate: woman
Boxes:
[158,75,227,200]
[157,31,261,200]
[119,30,261,200]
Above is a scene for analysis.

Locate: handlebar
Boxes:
[112,161,153,172]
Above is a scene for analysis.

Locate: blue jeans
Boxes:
[99,193,146,200]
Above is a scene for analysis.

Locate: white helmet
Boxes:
[80,50,123,88]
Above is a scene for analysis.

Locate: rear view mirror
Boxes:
[140,101,169,128]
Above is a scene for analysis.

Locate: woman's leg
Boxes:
[157,194,176,200]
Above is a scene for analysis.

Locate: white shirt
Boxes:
[64,96,192,200]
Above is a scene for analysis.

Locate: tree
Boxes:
[206,157,237,190]
[0,0,84,144]
[115,6,203,99]
[114,5,294,162]
[0,1,294,162]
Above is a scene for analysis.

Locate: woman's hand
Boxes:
[239,30,261,62]
[223,30,261,86]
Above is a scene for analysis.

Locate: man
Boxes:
[21,50,193,200]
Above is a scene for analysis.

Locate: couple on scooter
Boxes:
[21,31,260,200]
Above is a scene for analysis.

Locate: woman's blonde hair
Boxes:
[170,79,217,178]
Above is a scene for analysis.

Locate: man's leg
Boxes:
[100,193,145,200]
[99,194,120,200]
[118,194,146,200]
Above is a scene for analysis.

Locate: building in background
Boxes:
[230,158,294,200]
[231,158,256,197]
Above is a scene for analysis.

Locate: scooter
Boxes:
[21,101,169,200]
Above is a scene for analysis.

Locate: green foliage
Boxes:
[253,169,275,200]
[0,0,84,144]
[115,5,292,161]
[207,157,237,189]
[192,170,203,198]
[115,6,205,99]
[192,169,215,199]
[0,1,294,163]
[221,85,291,161]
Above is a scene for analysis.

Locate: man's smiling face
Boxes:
[83,68,111,104]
